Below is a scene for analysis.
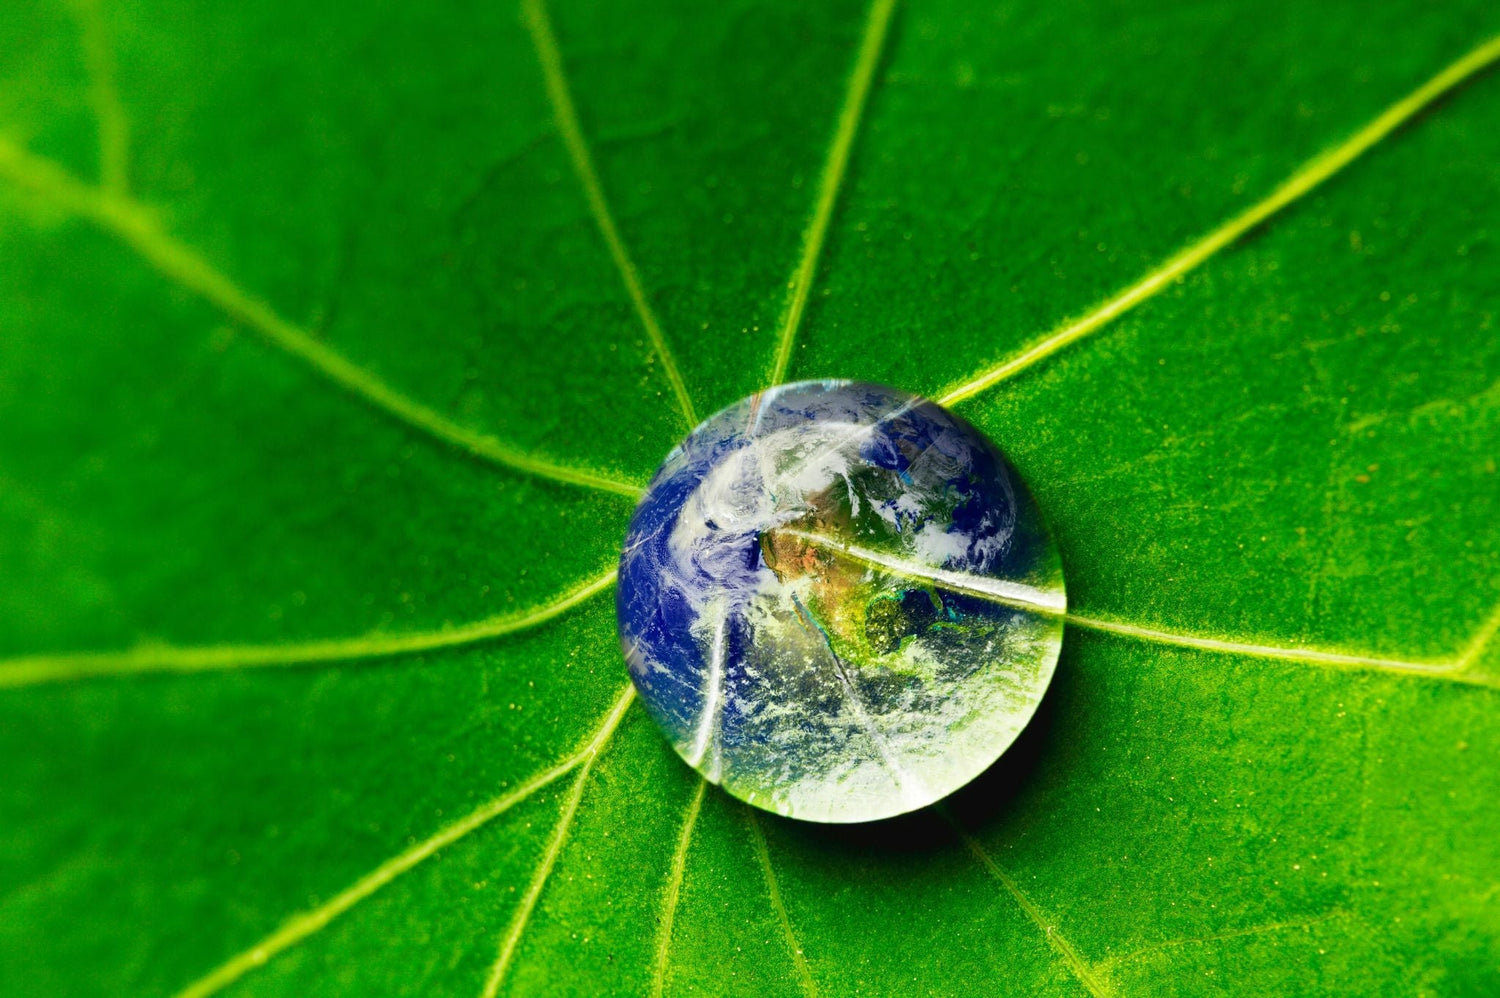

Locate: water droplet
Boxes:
[617,381,1065,823]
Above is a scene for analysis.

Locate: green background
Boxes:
[1,0,1498,995]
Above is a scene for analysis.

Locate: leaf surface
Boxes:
[1,1,1498,996]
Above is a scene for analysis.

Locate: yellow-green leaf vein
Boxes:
[937,33,1500,405]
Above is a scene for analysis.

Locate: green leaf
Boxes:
[1,0,1498,995]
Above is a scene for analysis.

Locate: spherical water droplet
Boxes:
[617,380,1065,823]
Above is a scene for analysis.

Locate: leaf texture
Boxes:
[1,1,1498,996]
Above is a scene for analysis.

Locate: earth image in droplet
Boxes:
[617,380,1065,823]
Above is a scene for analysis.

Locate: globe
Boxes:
[617,380,1065,823]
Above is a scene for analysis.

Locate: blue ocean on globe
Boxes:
[617,380,1065,823]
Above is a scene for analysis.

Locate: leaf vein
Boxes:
[1096,909,1350,973]
[67,0,130,194]
[767,0,898,387]
[520,0,699,429]
[480,685,637,997]
[937,33,1500,405]
[746,809,818,998]
[171,683,634,998]
[0,139,643,499]
[782,529,1498,688]
[942,811,1112,998]
[648,777,708,998]
[0,568,617,688]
